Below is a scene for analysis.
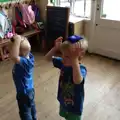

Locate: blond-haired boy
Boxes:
[45,35,88,120]
[10,34,37,120]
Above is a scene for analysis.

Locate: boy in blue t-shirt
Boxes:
[45,35,88,120]
[10,34,37,120]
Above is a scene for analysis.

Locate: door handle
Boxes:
[97,8,99,10]
[97,4,100,11]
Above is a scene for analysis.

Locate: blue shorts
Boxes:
[16,89,37,120]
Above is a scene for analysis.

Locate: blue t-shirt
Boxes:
[52,57,87,115]
[12,53,34,94]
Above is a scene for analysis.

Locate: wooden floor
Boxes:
[0,53,120,120]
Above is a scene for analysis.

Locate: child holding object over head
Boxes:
[10,34,37,120]
[45,35,88,120]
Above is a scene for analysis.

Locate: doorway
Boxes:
[89,0,120,60]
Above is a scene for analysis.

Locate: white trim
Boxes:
[90,47,120,60]
[88,0,97,53]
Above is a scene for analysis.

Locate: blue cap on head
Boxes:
[67,35,83,44]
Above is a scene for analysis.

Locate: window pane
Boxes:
[59,0,91,18]
[101,0,120,21]
[73,0,91,18]
[60,0,71,7]
[60,0,74,13]
[73,0,85,17]
[85,0,91,18]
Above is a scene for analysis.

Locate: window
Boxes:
[101,0,120,21]
[56,0,91,18]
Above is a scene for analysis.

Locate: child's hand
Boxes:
[70,41,82,61]
[54,37,63,50]
[11,34,21,43]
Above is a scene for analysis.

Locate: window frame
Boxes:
[55,0,91,18]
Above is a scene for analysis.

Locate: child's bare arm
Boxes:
[71,42,83,84]
[72,59,83,84]
[45,37,63,61]
[45,47,58,61]
[10,35,22,63]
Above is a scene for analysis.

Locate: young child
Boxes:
[10,34,37,120]
[45,35,88,120]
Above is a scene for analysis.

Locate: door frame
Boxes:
[89,0,120,60]
[88,0,97,53]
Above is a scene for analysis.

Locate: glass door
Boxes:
[90,0,120,60]
[101,0,120,21]
[96,0,120,28]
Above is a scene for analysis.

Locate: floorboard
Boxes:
[0,53,120,120]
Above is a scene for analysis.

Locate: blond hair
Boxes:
[12,35,31,56]
[20,36,31,51]
[60,39,88,52]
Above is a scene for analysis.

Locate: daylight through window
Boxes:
[56,0,91,18]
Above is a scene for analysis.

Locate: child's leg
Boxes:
[17,89,37,120]
[17,95,33,120]
[31,102,37,120]
[29,89,37,120]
